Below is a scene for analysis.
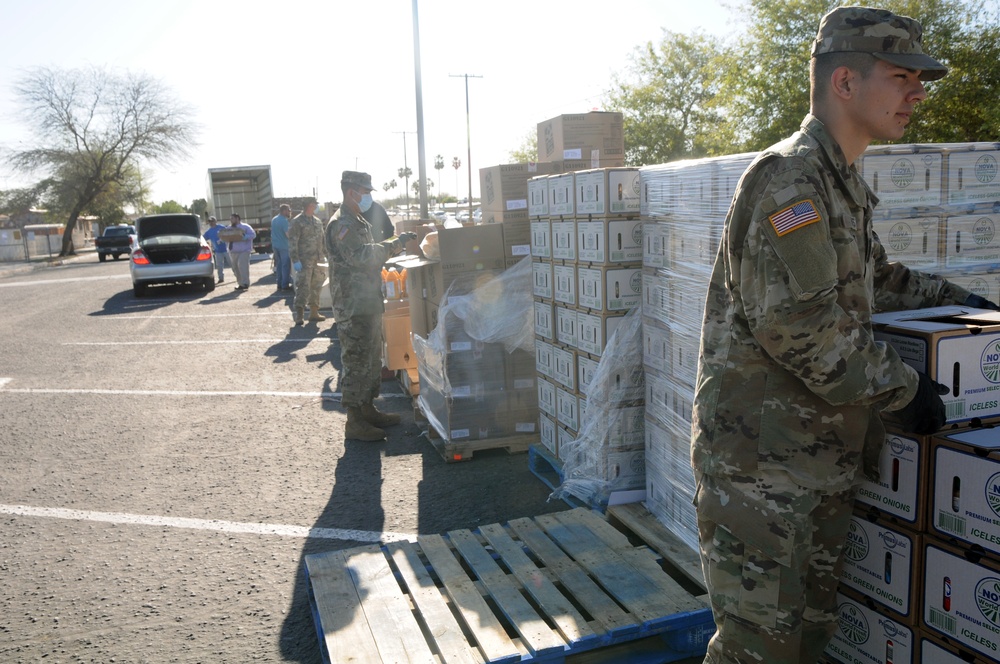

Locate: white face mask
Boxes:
[358,193,373,213]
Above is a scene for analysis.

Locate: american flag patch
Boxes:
[769,200,820,236]
[337,224,350,240]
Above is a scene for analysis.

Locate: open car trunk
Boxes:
[136,216,203,264]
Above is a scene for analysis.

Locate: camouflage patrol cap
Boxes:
[341,170,375,191]
[812,6,947,81]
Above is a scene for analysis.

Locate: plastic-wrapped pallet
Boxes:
[639,153,756,551]
[412,257,537,443]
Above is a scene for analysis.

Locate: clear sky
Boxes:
[0,0,734,206]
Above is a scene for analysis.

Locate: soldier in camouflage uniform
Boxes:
[691,8,997,663]
[326,171,417,441]
[288,200,327,326]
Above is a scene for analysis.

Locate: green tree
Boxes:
[606,30,725,164]
[5,66,198,255]
[151,200,185,214]
[508,130,537,163]
[189,198,208,218]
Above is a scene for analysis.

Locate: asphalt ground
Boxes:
[0,250,571,662]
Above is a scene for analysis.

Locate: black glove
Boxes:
[892,372,948,434]
[964,293,1000,311]
[397,232,418,245]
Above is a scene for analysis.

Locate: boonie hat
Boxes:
[812,6,948,81]
[341,170,375,191]
[208,215,217,222]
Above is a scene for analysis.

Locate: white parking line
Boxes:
[100,311,295,319]
[63,339,329,346]
[0,504,415,543]
[0,275,131,288]
[0,383,409,399]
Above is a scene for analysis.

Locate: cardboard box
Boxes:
[574,168,641,217]
[382,308,417,370]
[537,377,557,419]
[940,272,1000,305]
[855,427,931,531]
[552,345,576,392]
[579,352,644,404]
[945,147,1000,208]
[555,305,578,349]
[548,173,576,217]
[528,176,549,217]
[551,218,576,261]
[920,631,996,663]
[944,213,1000,271]
[643,316,672,376]
[480,207,529,225]
[535,338,555,379]
[861,150,944,209]
[557,424,578,462]
[875,215,942,270]
[530,219,551,259]
[928,428,1000,558]
[576,217,644,265]
[539,413,557,457]
[217,227,246,242]
[437,224,506,274]
[577,265,643,313]
[577,310,628,357]
[532,260,553,299]
[537,112,625,163]
[825,591,917,664]
[642,271,671,326]
[839,512,921,624]
[556,385,580,431]
[533,299,554,341]
[500,218,532,265]
[553,263,576,306]
[872,306,1000,426]
[922,540,1000,660]
[643,220,670,270]
[480,162,556,214]
[401,366,419,396]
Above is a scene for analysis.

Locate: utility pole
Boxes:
[450,73,482,223]
[412,0,429,220]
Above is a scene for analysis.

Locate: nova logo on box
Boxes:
[980,339,1000,383]
[968,277,991,298]
[891,158,915,188]
[630,272,642,293]
[888,222,912,251]
[844,521,869,561]
[632,224,642,245]
[977,154,999,184]
[838,602,870,645]
[988,471,1000,518]
[976,577,1000,626]
[974,217,996,246]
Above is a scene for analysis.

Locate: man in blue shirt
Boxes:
[271,204,292,291]
[202,215,229,283]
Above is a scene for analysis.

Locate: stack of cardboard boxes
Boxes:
[529,160,646,497]
[824,306,1000,664]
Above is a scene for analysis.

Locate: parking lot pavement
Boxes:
[0,255,566,662]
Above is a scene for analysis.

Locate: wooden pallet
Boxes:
[427,431,538,462]
[305,507,714,663]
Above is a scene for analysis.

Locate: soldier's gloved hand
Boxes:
[964,293,1000,310]
[892,372,948,434]
[293,261,302,272]
[398,232,418,245]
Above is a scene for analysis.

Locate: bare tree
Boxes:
[6,66,198,255]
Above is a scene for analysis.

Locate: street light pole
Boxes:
[450,73,482,223]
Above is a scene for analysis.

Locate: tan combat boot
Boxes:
[308,307,326,322]
[345,407,387,441]
[293,308,304,326]
[361,402,401,427]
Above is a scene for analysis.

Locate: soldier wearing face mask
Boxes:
[325,170,417,442]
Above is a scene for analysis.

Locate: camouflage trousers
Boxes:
[336,313,384,408]
[694,470,856,664]
[293,262,325,311]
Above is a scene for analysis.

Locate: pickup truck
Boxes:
[95,225,137,262]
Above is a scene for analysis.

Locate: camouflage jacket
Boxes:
[288,213,326,266]
[325,207,402,318]
[691,115,973,490]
